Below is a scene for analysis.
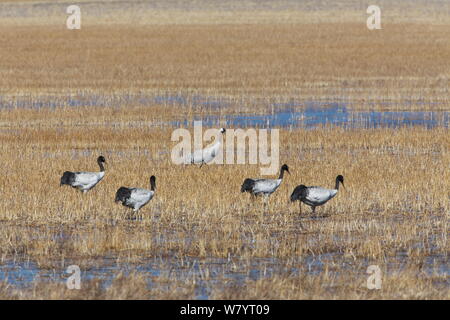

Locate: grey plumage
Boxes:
[115,176,156,212]
[184,128,226,167]
[291,175,344,214]
[60,156,106,193]
[241,164,290,197]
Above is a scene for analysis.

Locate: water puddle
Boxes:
[0,255,298,299]
[1,249,447,299]
[1,94,448,129]
[174,103,449,129]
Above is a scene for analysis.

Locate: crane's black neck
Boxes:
[150,176,156,191]
[335,177,341,190]
[98,160,105,172]
[279,167,286,179]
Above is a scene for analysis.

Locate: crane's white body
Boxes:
[115,176,156,213]
[60,156,106,193]
[72,171,105,193]
[290,175,344,215]
[123,188,155,212]
[241,164,290,211]
[184,141,222,165]
[249,178,282,196]
[302,187,338,207]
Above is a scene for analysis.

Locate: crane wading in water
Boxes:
[290,175,345,215]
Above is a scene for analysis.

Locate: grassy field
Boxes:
[0,0,449,299]
[1,2,450,110]
[0,107,448,299]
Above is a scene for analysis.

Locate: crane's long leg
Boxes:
[133,207,141,221]
[263,196,268,213]
[247,194,255,213]
[298,202,305,230]
[250,194,257,208]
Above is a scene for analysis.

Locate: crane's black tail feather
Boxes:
[60,171,76,186]
[290,185,307,202]
[241,179,255,193]
[115,187,131,203]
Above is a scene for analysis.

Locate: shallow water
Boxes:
[1,218,448,300]
[1,94,448,129]
[0,255,296,299]
[175,104,449,129]
[1,250,447,299]
[0,213,448,297]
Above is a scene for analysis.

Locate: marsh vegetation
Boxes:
[0,0,448,299]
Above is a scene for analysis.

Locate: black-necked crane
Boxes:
[184,128,226,167]
[241,164,290,210]
[115,176,156,213]
[60,156,106,193]
[290,175,344,215]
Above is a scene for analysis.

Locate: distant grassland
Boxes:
[0,1,449,111]
[1,0,449,25]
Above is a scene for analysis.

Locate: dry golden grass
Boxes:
[0,0,448,300]
[1,23,449,110]
[0,106,448,299]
